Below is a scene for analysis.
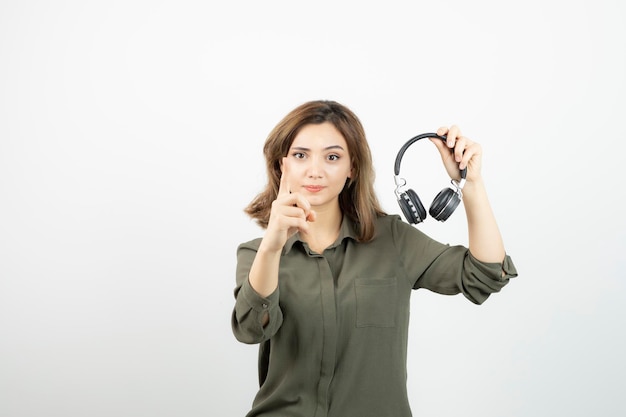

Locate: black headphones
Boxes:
[394,133,467,224]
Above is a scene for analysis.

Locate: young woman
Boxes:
[231,100,518,417]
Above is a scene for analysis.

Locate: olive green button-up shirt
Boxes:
[232,214,518,417]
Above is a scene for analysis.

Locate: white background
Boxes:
[1,0,624,416]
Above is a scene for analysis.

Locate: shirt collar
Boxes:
[283,215,358,255]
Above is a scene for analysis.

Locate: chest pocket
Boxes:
[354,277,397,328]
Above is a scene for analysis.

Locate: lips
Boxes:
[303,185,325,193]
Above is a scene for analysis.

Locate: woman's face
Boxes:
[283,122,352,210]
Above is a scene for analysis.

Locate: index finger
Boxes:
[446,125,461,148]
[436,125,460,148]
[278,157,291,196]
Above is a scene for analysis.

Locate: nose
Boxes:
[306,158,323,178]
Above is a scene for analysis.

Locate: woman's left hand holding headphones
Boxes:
[430,125,483,183]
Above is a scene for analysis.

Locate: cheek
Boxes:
[329,164,352,181]
[337,162,352,177]
[285,168,305,186]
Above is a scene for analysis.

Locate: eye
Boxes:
[327,154,340,161]
[292,152,305,159]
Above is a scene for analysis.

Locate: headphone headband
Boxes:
[393,133,467,179]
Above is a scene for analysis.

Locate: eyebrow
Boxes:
[291,145,346,152]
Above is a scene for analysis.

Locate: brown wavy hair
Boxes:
[244,100,386,242]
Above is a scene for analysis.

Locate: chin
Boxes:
[308,196,340,208]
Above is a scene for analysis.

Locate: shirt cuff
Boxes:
[468,252,518,282]
[240,277,280,314]
[500,254,518,280]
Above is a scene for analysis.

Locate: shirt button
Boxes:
[262,303,268,309]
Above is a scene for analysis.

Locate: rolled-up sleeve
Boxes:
[231,242,284,344]
[391,215,518,304]
[413,245,518,304]
[459,251,517,304]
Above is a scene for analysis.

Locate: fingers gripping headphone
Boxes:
[394,133,467,224]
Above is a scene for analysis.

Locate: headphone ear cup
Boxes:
[398,189,427,224]
[429,188,461,222]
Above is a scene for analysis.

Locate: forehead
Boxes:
[291,122,348,149]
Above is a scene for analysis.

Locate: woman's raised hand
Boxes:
[430,125,483,183]
[260,158,316,252]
